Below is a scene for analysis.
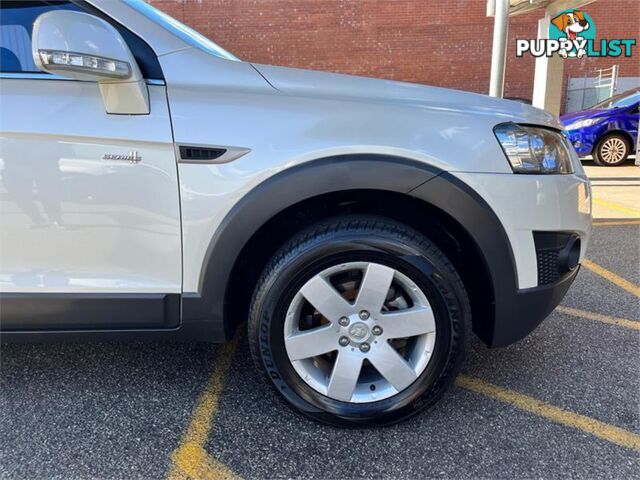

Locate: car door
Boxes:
[0,1,181,330]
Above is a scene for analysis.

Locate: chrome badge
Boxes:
[102,151,142,163]
[348,323,370,340]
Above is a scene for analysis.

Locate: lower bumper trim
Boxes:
[489,267,579,347]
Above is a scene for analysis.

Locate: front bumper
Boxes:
[449,171,591,346]
[493,267,579,346]
[452,171,591,289]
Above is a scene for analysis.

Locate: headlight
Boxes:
[494,123,574,174]
[565,118,601,130]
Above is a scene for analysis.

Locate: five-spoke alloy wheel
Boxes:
[249,216,471,426]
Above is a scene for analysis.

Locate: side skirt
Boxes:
[0,293,179,331]
[0,292,225,343]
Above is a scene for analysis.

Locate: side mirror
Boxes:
[32,10,149,114]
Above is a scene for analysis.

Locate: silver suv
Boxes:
[0,0,592,426]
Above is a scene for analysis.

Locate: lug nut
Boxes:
[338,316,350,326]
[339,336,350,347]
[372,326,383,336]
[359,310,370,320]
[359,343,370,353]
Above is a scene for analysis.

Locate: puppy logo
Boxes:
[516,10,635,59]
[551,10,590,58]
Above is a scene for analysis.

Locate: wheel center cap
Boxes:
[348,322,370,341]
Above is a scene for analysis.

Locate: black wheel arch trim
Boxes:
[183,153,539,347]
[182,154,441,334]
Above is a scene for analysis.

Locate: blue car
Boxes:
[561,89,639,166]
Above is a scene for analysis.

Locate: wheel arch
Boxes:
[182,154,518,347]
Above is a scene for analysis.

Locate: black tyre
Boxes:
[593,133,630,166]
[248,215,471,426]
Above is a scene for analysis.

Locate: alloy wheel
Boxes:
[600,137,627,164]
[284,261,436,403]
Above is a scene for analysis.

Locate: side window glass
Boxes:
[1,23,36,71]
[0,0,81,73]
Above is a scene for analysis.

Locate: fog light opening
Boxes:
[559,235,581,272]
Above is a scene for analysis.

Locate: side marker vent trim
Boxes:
[177,144,251,164]
[179,146,226,161]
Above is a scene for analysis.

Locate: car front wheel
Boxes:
[594,133,630,166]
[248,215,471,426]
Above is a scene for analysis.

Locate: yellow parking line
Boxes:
[582,259,640,297]
[556,306,640,330]
[456,375,640,452]
[167,334,241,480]
[171,442,237,480]
[592,220,640,227]
[592,198,640,218]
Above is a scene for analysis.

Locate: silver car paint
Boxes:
[0,80,181,293]
[159,46,587,291]
[0,0,591,297]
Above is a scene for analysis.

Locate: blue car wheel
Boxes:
[594,133,630,166]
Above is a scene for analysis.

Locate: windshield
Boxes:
[592,90,639,109]
[124,0,239,61]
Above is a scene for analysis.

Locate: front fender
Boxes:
[182,154,524,348]
[181,154,442,338]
